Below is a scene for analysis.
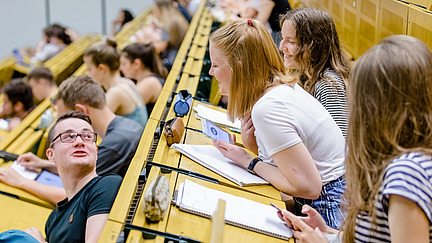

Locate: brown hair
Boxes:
[154,0,189,49]
[48,110,92,146]
[343,35,432,241]
[27,67,56,86]
[210,19,292,121]
[280,8,350,93]
[54,75,106,110]
[84,38,120,71]
[122,43,168,79]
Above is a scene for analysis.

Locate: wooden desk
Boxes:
[0,193,51,235]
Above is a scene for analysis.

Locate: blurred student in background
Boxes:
[120,43,168,115]
[32,24,72,63]
[27,67,58,103]
[111,9,134,36]
[0,79,34,131]
[84,39,148,127]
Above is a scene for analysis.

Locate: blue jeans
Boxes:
[293,176,346,229]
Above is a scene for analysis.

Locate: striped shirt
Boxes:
[313,70,349,138]
[355,152,432,242]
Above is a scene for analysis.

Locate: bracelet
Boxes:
[246,157,262,174]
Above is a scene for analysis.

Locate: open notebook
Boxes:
[175,179,292,240]
[172,144,268,186]
[193,104,241,130]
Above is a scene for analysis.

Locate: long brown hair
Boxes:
[343,35,432,242]
[154,0,189,49]
[280,8,350,93]
[210,19,293,121]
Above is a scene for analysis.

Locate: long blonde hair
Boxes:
[280,8,350,93]
[343,35,432,242]
[210,19,292,120]
[154,0,189,49]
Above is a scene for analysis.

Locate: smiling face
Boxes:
[279,20,299,69]
[209,42,232,96]
[46,118,97,174]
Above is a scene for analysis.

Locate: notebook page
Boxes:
[172,144,268,186]
[193,105,241,130]
[179,180,292,240]
[11,161,39,180]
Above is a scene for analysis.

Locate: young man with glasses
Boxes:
[0,75,143,204]
[0,111,122,242]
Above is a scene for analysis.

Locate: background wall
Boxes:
[0,0,153,58]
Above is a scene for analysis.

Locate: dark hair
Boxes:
[121,9,134,26]
[46,24,72,45]
[48,110,92,146]
[84,38,120,71]
[54,75,106,109]
[27,67,56,86]
[2,79,34,110]
[122,43,168,79]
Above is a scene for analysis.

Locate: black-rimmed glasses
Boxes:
[50,132,97,147]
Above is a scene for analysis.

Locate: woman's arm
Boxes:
[388,194,430,243]
[255,0,275,25]
[213,141,322,199]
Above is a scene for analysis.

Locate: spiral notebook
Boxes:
[171,144,268,186]
[175,179,292,240]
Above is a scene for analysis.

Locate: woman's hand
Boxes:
[282,207,330,243]
[241,115,258,154]
[213,140,253,169]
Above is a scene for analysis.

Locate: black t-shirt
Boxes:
[269,0,291,32]
[45,175,122,242]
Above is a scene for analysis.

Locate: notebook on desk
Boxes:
[171,144,268,186]
[174,179,292,240]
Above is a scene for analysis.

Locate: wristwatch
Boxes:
[247,157,262,174]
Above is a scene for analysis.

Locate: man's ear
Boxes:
[74,104,89,115]
[13,101,24,112]
[46,147,55,162]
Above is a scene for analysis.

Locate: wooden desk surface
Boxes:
[0,193,51,235]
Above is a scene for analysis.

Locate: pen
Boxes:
[270,203,283,213]
[230,128,241,133]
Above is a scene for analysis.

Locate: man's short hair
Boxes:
[27,67,56,86]
[53,75,106,109]
[47,110,92,146]
[1,79,34,110]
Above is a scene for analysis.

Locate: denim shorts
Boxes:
[293,176,346,230]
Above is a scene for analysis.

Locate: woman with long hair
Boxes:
[281,35,432,242]
[279,8,350,137]
[120,43,168,114]
[84,39,148,127]
[209,19,346,229]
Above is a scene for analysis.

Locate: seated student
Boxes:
[0,111,122,242]
[0,79,34,131]
[27,67,58,102]
[279,8,350,137]
[120,43,168,115]
[135,0,189,70]
[209,20,345,229]
[0,75,143,204]
[84,39,148,127]
[111,9,134,36]
[280,36,432,243]
[32,24,72,64]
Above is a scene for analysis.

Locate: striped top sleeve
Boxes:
[313,70,349,138]
[355,153,432,242]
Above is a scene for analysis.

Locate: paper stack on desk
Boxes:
[193,104,241,130]
[172,144,268,186]
[175,179,292,240]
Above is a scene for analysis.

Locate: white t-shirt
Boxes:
[252,84,345,184]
